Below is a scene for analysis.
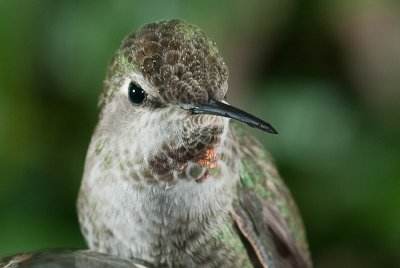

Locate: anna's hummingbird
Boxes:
[77,19,312,268]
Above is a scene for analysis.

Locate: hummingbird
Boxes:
[77,19,312,268]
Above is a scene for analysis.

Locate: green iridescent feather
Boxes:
[231,121,311,267]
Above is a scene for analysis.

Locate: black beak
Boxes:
[178,99,278,134]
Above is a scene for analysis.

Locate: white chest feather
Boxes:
[78,139,238,264]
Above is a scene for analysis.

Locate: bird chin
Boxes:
[146,132,223,183]
[145,114,225,181]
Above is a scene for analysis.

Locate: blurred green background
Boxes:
[1,0,400,267]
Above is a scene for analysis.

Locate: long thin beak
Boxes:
[178,99,278,134]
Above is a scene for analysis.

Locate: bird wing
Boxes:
[0,250,153,268]
[229,123,312,268]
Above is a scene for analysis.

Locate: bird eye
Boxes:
[128,82,147,105]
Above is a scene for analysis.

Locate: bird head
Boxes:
[94,19,276,182]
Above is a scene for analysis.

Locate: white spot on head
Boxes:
[118,72,160,98]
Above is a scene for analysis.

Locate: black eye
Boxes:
[128,82,147,104]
